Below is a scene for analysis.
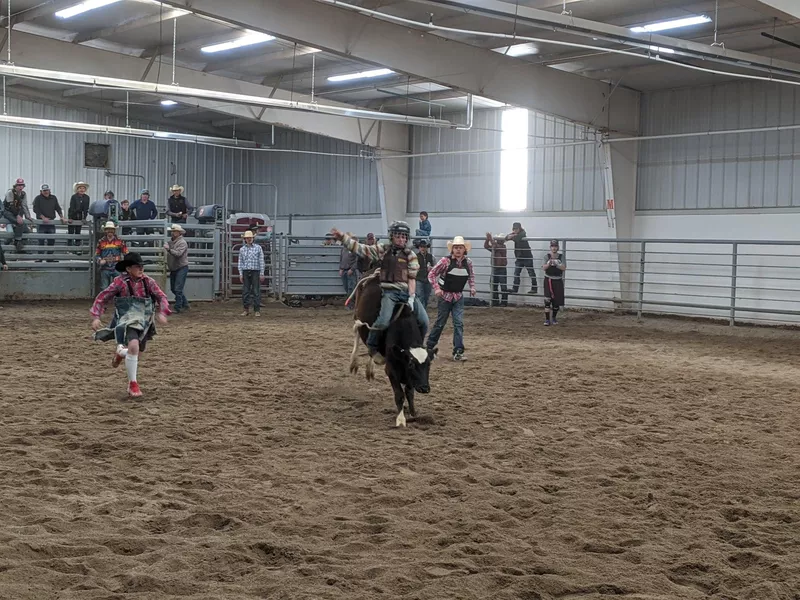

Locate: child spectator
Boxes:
[426,236,476,362]
[416,211,431,239]
[543,239,566,325]
[484,232,509,307]
[414,238,435,309]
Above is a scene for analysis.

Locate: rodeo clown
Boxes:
[90,252,170,398]
[330,220,429,364]
[542,239,567,326]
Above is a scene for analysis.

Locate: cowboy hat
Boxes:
[447,235,472,253]
[168,223,186,233]
[115,251,144,272]
[243,230,255,239]
[73,181,89,193]
[169,184,185,194]
[102,221,117,230]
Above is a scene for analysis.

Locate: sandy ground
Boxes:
[0,300,798,600]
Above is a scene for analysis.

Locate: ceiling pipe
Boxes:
[0,64,457,129]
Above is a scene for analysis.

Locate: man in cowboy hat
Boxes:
[426,236,476,362]
[3,178,34,252]
[90,251,170,398]
[164,223,190,313]
[68,181,91,249]
[95,221,129,290]
[33,184,65,258]
[238,229,265,317]
[166,184,192,224]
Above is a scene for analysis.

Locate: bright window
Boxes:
[500,108,529,211]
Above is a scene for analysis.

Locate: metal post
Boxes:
[212,227,221,298]
[89,220,97,296]
[730,242,738,327]
[637,241,646,321]
[489,242,495,308]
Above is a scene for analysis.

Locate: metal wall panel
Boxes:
[409,108,603,213]
[638,81,800,210]
[0,97,379,217]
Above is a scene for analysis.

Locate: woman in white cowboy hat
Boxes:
[166,184,192,224]
[67,181,90,249]
[426,236,476,361]
[164,223,190,312]
[96,220,129,290]
[238,229,265,317]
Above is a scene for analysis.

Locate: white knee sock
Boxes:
[125,354,139,383]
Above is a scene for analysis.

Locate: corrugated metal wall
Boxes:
[638,81,800,210]
[409,108,604,213]
[0,97,379,216]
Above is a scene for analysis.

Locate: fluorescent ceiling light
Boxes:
[475,96,507,108]
[56,0,123,19]
[201,32,275,54]
[493,43,538,57]
[631,15,711,34]
[649,45,675,54]
[160,100,178,106]
[327,68,394,82]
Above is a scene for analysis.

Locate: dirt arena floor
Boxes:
[0,300,798,600]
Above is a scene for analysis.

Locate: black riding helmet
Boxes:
[388,220,411,245]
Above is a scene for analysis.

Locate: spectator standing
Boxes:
[357,232,378,275]
[506,221,538,295]
[3,178,34,253]
[338,236,359,307]
[67,182,90,249]
[33,184,65,258]
[542,239,567,326]
[414,238,435,309]
[426,236,476,362]
[164,223,190,313]
[166,184,192,224]
[484,232,509,307]
[130,190,158,246]
[95,221,129,290]
[238,230,265,317]
[119,199,133,236]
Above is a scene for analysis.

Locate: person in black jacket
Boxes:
[414,238,435,309]
[33,184,65,256]
[68,181,90,248]
[166,184,192,224]
[506,222,538,295]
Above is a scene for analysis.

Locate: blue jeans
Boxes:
[100,269,116,290]
[170,266,189,310]
[417,279,432,309]
[340,270,357,299]
[3,211,29,242]
[366,289,430,351]
[241,269,261,311]
[38,223,56,252]
[426,296,465,354]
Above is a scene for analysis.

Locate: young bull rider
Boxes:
[426,236,476,361]
[331,221,429,364]
[543,239,567,325]
[90,252,170,398]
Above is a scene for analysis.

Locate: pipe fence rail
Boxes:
[3,225,800,327]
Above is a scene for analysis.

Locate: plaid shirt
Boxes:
[341,233,419,289]
[429,256,476,303]
[90,274,170,318]
[238,242,264,273]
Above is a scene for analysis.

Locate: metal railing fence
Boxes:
[4,225,800,327]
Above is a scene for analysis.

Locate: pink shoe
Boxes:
[128,382,142,397]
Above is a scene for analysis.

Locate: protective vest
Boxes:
[380,246,410,284]
[438,257,471,293]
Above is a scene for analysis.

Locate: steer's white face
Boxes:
[410,347,428,364]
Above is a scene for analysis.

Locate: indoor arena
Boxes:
[1,1,799,598]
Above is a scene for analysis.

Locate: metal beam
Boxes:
[403,0,800,80]
[203,45,320,73]
[0,30,410,150]
[72,9,189,45]
[152,0,640,131]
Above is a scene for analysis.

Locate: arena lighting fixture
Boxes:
[56,0,123,18]
[630,15,711,34]
[493,43,538,57]
[327,68,395,82]
[201,32,275,53]
[160,100,178,106]
[649,46,675,54]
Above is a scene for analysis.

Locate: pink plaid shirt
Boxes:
[90,274,171,319]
